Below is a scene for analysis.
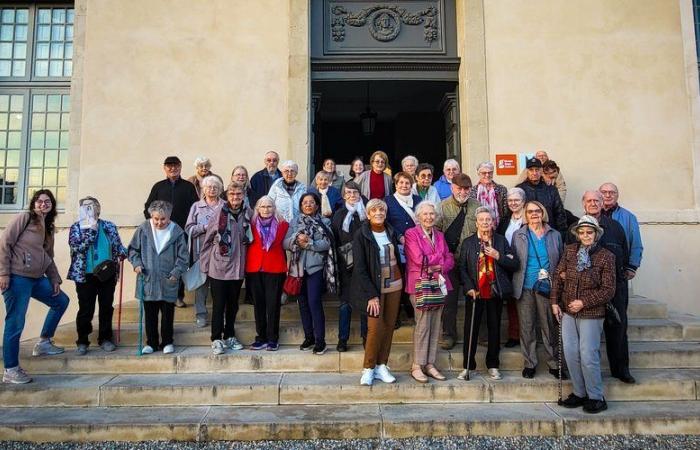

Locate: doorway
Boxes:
[311,80,459,177]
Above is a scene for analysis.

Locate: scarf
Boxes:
[217,205,242,256]
[416,185,430,200]
[477,239,496,299]
[256,216,278,251]
[342,201,366,233]
[393,192,417,224]
[576,245,592,272]
[477,183,500,226]
[293,214,338,294]
[318,187,332,217]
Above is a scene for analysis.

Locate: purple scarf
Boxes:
[256,216,278,251]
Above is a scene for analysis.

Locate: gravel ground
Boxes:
[1,436,700,450]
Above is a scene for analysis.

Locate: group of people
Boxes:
[0,149,644,415]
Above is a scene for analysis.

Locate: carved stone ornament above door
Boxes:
[331,4,439,43]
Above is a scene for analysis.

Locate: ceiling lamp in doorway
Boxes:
[360,81,377,136]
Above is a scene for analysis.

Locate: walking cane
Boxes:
[557,309,564,405]
[465,292,478,381]
[116,259,124,344]
[136,273,144,356]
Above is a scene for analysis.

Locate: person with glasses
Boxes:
[516,157,567,235]
[230,165,255,210]
[411,163,441,207]
[250,151,282,205]
[552,215,615,414]
[401,155,419,179]
[355,150,393,200]
[434,159,461,200]
[187,156,223,199]
[511,200,565,379]
[267,160,307,222]
[469,162,508,229]
[1,190,70,384]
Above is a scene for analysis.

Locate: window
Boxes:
[0,3,72,209]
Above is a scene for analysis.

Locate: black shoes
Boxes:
[504,338,520,348]
[559,393,588,408]
[549,368,570,380]
[522,368,536,379]
[583,398,608,414]
[615,372,636,384]
[299,338,314,352]
[336,340,348,353]
[312,342,327,355]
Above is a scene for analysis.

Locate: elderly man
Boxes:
[250,151,282,205]
[434,159,460,200]
[600,182,643,279]
[516,158,567,234]
[567,190,634,384]
[143,156,199,307]
[437,173,479,349]
[517,150,567,198]
[401,155,419,179]
[267,160,307,222]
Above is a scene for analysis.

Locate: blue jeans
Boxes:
[298,270,325,345]
[3,275,70,369]
[562,314,605,401]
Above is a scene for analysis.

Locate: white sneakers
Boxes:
[3,366,32,384]
[488,368,502,380]
[163,344,175,354]
[360,368,375,386]
[457,369,469,380]
[373,364,396,384]
[224,337,243,351]
[211,340,225,355]
[141,345,154,355]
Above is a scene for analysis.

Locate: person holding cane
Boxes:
[458,206,518,381]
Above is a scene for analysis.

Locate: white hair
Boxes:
[280,160,298,172]
[443,159,460,170]
[476,161,494,172]
[200,175,224,198]
[415,200,439,219]
[193,156,211,168]
[402,155,418,166]
[475,205,495,220]
[507,187,526,200]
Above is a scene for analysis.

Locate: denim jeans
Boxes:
[562,314,605,401]
[3,274,70,368]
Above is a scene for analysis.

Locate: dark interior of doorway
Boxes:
[312,80,457,176]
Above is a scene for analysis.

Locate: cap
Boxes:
[571,214,604,239]
[163,156,182,165]
[452,173,472,188]
[526,157,542,169]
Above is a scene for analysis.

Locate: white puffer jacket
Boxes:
[267,178,307,222]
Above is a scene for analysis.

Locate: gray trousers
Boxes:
[517,289,558,370]
[563,314,605,401]
[194,279,210,320]
[441,270,461,339]
[410,295,442,366]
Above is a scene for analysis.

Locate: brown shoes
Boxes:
[411,365,428,383]
[425,365,446,381]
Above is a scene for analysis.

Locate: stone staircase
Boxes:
[1,294,699,442]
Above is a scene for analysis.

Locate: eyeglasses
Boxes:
[525,208,541,214]
[372,159,385,164]
[35,199,52,205]
[265,158,278,163]
[577,229,595,236]
[599,190,617,195]
[507,199,522,203]
[479,171,494,176]
[418,173,433,179]
[345,190,359,196]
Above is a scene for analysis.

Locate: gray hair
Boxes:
[314,170,330,181]
[280,160,298,172]
[507,187,526,200]
[201,175,224,198]
[252,195,283,222]
[365,198,387,217]
[415,200,438,219]
[79,196,101,217]
[475,205,495,220]
[581,190,603,202]
[402,155,418,167]
[443,159,460,170]
[193,156,211,168]
[147,200,173,218]
[476,161,494,172]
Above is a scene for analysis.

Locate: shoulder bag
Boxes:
[414,256,445,311]
[283,254,303,296]
[527,230,551,297]
[183,233,207,291]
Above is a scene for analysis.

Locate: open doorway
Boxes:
[311,80,459,177]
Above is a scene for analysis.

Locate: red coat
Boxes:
[245,220,289,274]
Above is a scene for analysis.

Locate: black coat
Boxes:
[516,179,567,234]
[351,222,403,314]
[143,178,199,230]
[458,233,519,299]
[331,205,365,273]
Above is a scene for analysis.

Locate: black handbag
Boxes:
[93,259,117,282]
[337,242,353,269]
[527,229,551,297]
[605,302,622,326]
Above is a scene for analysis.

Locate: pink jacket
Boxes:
[403,226,455,294]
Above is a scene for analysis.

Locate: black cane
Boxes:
[465,293,477,381]
[557,310,564,405]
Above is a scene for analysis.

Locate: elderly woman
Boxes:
[496,187,527,348]
[404,201,454,383]
[551,215,615,414]
[128,200,189,355]
[331,181,368,352]
[511,200,564,379]
[458,206,519,381]
[0,190,69,384]
[355,151,393,200]
[284,193,335,355]
[411,163,441,206]
[185,176,225,328]
[199,182,252,355]
[308,171,342,219]
[401,155,419,179]
[353,199,404,386]
[469,162,508,229]
[246,196,289,351]
[187,156,223,198]
[349,157,366,180]
[434,159,460,200]
[385,172,421,243]
[68,196,128,355]
[268,160,307,222]
[231,165,255,209]
[322,158,346,192]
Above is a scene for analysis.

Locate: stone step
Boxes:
[0,401,699,441]
[9,341,700,375]
[51,316,689,348]
[0,369,696,408]
[114,295,670,323]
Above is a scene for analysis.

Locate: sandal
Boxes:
[425,364,446,381]
[411,365,428,383]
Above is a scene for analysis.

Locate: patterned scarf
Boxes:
[576,245,592,272]
[477,239,496,299]
[256,216,278,251]
[217,204,242,256]
[294,214,338,294]
[477,183,500,226]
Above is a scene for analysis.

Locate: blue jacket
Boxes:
[250,168,282,205]
[67,219,127,283]
[385,194,421,238]
[610,205,643,270]
[434,175,452,200]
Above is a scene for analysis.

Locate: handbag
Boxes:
[183,235,206,291]
[283,255,303,296]
[337,241,353,270]
[92,224,117,282]
[605,302,622,326]
[527,230,552,297]
[414,256,445,311]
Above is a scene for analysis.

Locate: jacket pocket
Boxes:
[162,276,179,298]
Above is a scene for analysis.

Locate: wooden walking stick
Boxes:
[116,259,124,344]
[465,291,478,381]
[557,310,564,405]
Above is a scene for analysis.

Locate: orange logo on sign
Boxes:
[495,154,518,176]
